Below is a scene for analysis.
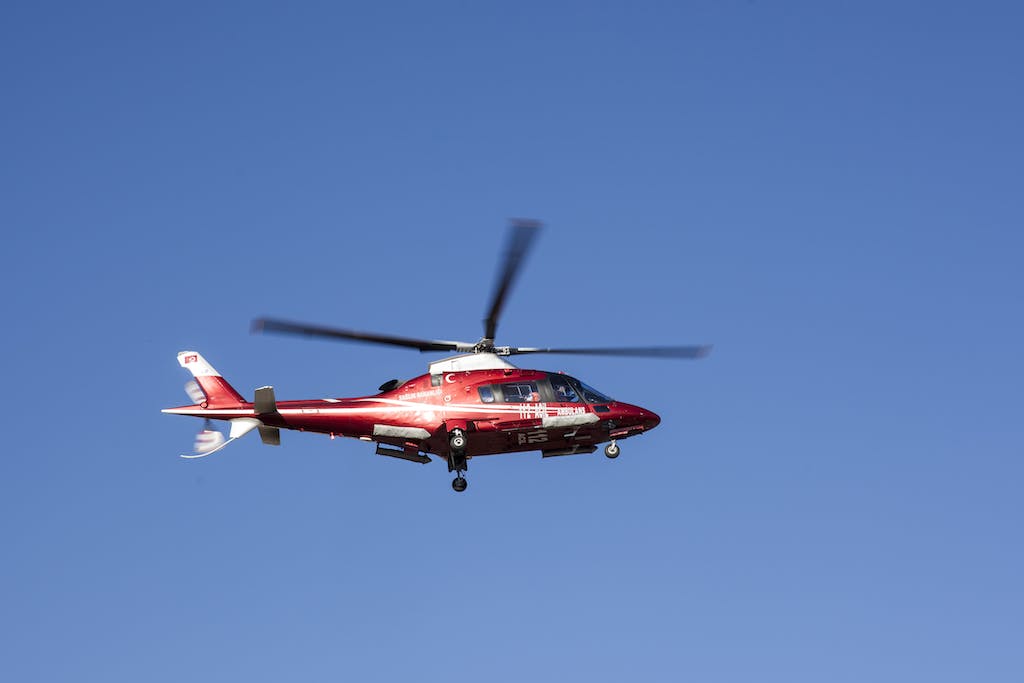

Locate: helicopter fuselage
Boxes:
[164,355,660,461]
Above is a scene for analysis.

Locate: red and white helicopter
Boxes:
[163,221,710,491]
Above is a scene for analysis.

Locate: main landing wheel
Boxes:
[604,441,620,459]
[452,476,468,493]
[449,428,467,451]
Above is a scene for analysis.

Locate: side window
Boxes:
[549,376,581,403]
[478,386,495,403]
[501,382,540,403]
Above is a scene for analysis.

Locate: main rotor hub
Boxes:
[473,338,495,354]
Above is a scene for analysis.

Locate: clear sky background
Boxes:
[2,1,1022,681]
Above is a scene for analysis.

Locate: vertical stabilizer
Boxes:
[177,351,247,407]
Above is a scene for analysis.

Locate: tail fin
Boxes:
[177,351,247,407]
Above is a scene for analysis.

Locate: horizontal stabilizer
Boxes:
[259,426,281,446]
[255,386,278,415]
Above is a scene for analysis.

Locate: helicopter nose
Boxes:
[641,408,661,431]
[619,403,660,431]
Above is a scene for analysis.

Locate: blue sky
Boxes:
[2,1,1022,681]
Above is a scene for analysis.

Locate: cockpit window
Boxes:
[549,375,581,403]
[478,386,495,403]
[578,381,612,404]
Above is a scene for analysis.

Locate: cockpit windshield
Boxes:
[554,374,612,404]
[576,380,612,403]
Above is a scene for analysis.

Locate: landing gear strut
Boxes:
[448,428,469,492]
[604,441,620,459]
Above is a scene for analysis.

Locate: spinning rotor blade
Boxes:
[252,221,712,362]
[507,345,713,359]
[252,318,473,353]
[484,219,541,341]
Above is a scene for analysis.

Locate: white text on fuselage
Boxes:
[517,403,587,419]
[397,388,442,401]
[518,430,548,444]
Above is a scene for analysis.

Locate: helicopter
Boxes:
[162,220,711,492]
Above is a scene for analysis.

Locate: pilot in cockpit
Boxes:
[553,378,579,403]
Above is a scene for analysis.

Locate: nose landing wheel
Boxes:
[452,476,468,492]
[604,441,620,459]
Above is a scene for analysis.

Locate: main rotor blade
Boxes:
[252,318,472,353]
[483,219,542,342]
[506,345,713,359]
